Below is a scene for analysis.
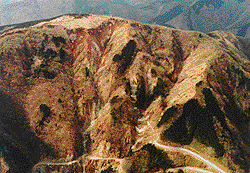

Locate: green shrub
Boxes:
[110,96,119,104]
[113,54,122,62]
[113,40,136,73]
[151,68,157,76]
[52,36,66,47]
[85,67,89,77]
[127,144,173,172]
[42,69,57,79]
[59,48,66,63]
[101,166,114,173]
[135,76,148,109]
[157,106,177,127]
[44,48,57,60]
[152,78,167,98]
[39,104,52,124]
[142,144,173,170]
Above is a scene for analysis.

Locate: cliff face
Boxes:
[0,14,250,173]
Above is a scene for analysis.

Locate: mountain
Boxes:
[161,0,250,38]
[0,14,250,173]
[224,8,250,38]
[0,0,249,38]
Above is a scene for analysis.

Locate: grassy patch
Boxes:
[190,139,228,167]
[169,152,207,168]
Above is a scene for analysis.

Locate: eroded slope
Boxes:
[0,14,249,173]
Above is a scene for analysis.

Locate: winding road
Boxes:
[166,166,214,173]
[141,119,227,173]
[32,117,228,173]
[32,154,123,173]
[152,141,226,173]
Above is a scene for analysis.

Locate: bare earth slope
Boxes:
[0,14,250,173]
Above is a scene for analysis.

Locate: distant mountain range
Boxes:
[0,0,249,37]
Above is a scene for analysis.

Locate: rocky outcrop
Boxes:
[0,14,250,172]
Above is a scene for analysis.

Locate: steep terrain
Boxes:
[0,14,250,173]
[0,0,249,38]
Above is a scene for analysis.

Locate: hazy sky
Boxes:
[0,0,23,6]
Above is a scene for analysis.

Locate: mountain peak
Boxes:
[0,14,250,173]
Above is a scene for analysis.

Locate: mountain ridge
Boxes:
[0,14,249,172]
[0,0,249,38]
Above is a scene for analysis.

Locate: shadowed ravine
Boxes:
[0,14,250,172]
